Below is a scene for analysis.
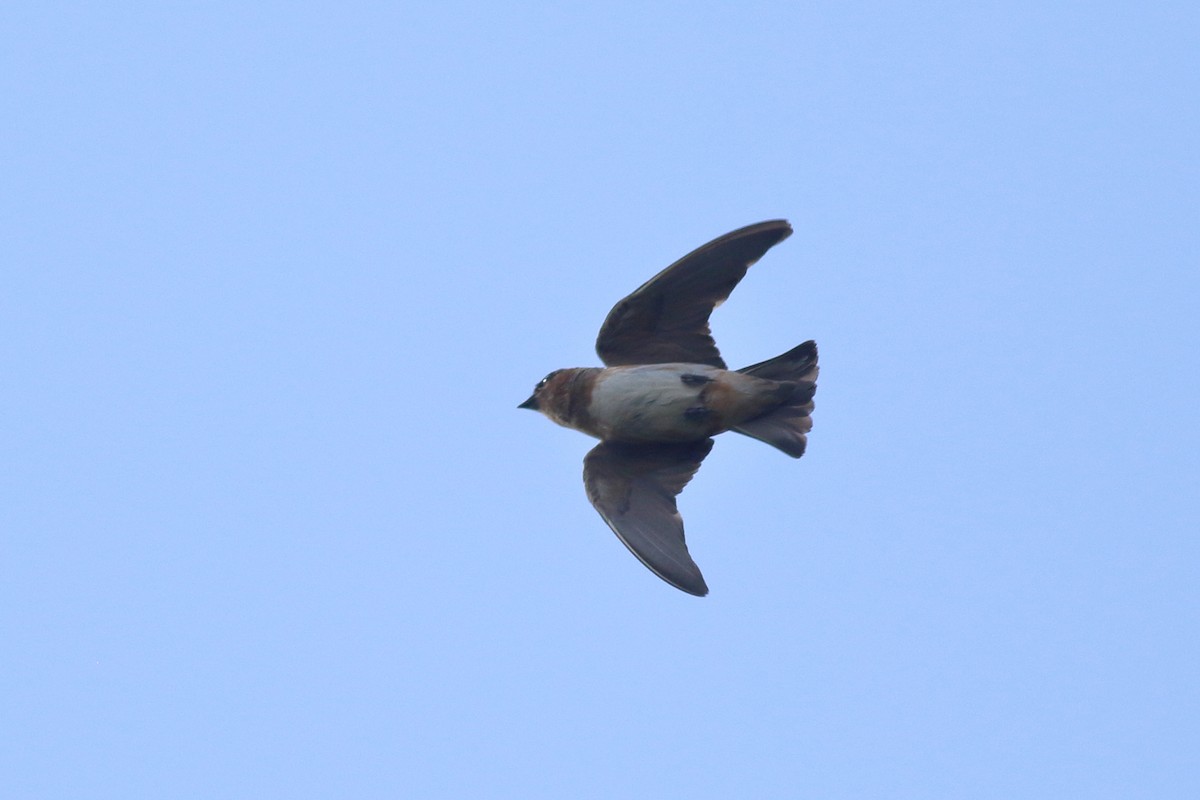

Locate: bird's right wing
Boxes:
[583,439,714,596]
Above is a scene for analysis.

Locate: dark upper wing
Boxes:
[595,220,793,368]
[583,439,715,597]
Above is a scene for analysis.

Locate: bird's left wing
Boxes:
[583,439,715,596]
[595,220,793,368]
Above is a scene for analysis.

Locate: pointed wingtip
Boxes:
[657,556,709,597]
[675,565,710,596]
[755,218,793,239]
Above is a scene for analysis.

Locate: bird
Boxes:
[519,220,817,596]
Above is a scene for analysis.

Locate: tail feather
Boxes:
[733,341,818,458]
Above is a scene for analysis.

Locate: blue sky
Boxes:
[4,2,1197,797]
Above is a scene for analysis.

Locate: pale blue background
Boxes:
[4,3,1198,798]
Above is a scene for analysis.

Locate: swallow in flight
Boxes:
[519,220,817,596]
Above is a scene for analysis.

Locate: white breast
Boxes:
[589,365,722,441]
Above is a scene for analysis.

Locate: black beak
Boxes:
[518,395,538,410]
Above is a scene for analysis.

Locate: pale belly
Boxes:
[587,364,767,442]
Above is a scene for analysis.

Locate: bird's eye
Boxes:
[535,370,560,392]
